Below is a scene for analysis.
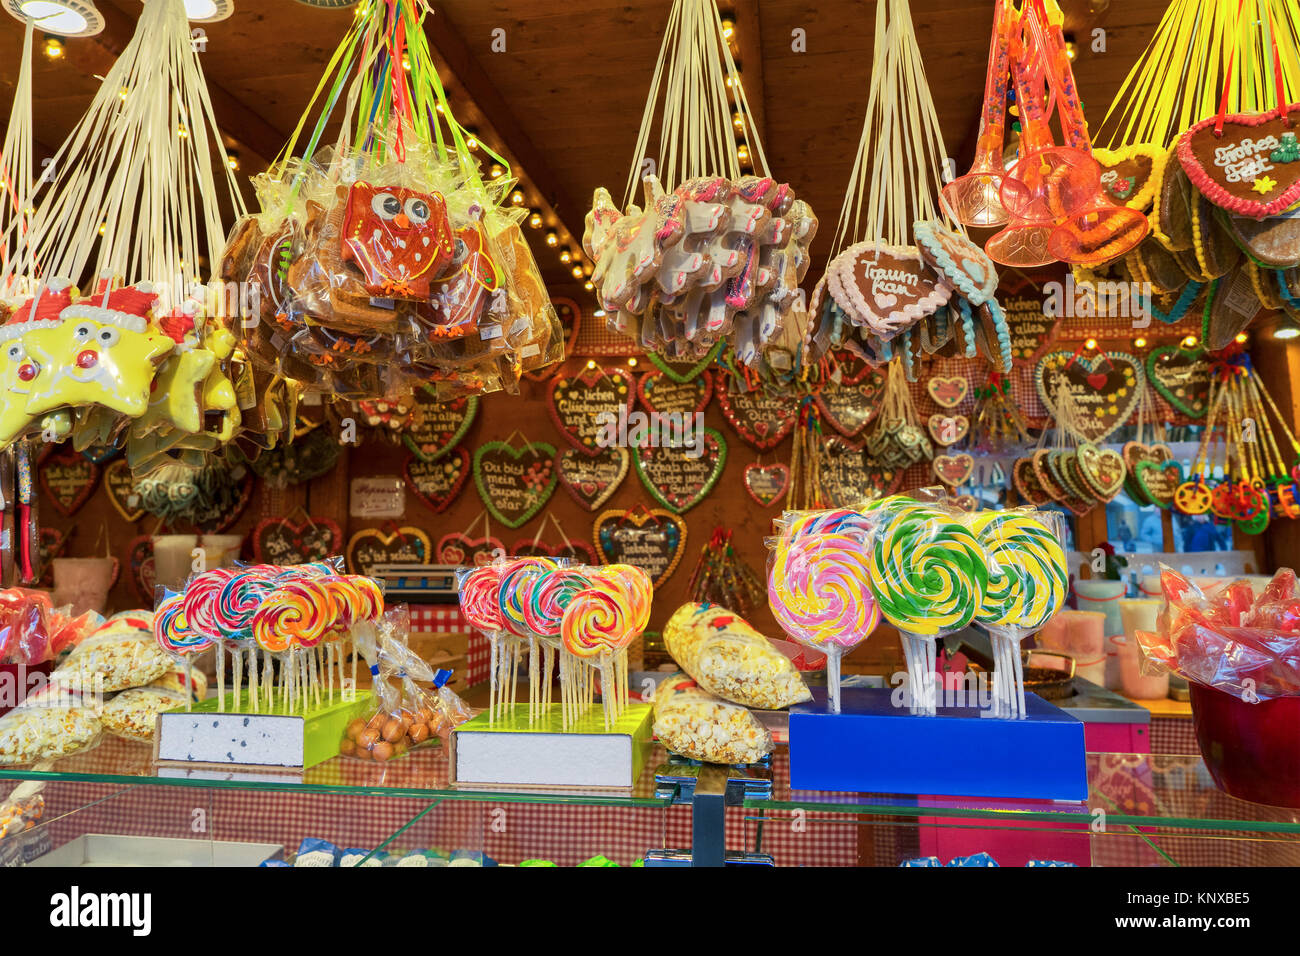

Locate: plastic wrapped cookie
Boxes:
[652,672,772,765]
[663,603,810,710]
[101,687,189,742]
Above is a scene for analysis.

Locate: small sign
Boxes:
[350,476,405,518]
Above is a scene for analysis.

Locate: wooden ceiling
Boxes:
[0,0,1175,295]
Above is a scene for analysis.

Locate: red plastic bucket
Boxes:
[1190,682,1300,809]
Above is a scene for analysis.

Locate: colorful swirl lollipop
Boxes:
[499,562,546,636]
[154,592,210,653]
[217,567,277,638]
[183,567,235,640]
[252,578,335,652]
[971,511,1068,630]
[768,531,880,649]
[866,502,990,635]
[561,576,636,658]
[459,565,505,631]
[780,508,874,541]
[523,568,591,637]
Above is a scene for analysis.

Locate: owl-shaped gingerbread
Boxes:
[340,182,456,300]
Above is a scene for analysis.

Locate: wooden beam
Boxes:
[68,2,288,165]
[425,6,585,245]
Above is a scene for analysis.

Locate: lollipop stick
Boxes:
[1015,639,1027,718]
[216,642,226,712]
[233,648,243,713]
[489,637,499,725]
[529,637,537,725]
[826,646,842,715]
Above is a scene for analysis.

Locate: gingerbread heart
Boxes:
[593,508,686,587]
[252,517,343,566]
[187,470,255,533]
[633,428,727,514]
[933,453,974,487]
[473,440,558,529]
[927,375,969,409]
[814,371,886,438]
[1177,106,1300,219]
[403,447,469,515]
[126,535,155,605]
[436,531,505,568]
[1076,442,1126,500]
[1136,459,1184,509]
[548,365,634,455]
[828,241,953,334]
[403,390,479,462]
[104,459,145,523]
[37,527,67,585]
[556,446,629,512]
[646,340,724,383]
[1122,441,1173,505]
[1000,282,1063,366]
[1093,143,1164,211]
[1013,456,1052,506]
[39,450,99,517]
[715,376,797,451]
[1146,346,1210,418]
[346,526,433,576]
[637,368,713,418]
[927,414,970,447]
[744,463,789,507]
[1035,350,1143,443]
[820,438,899,507]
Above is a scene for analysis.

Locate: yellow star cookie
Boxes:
[135,348,216,436]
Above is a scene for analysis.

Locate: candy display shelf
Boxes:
[3,741,1298,865]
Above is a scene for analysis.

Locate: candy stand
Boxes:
[0,0,1297,883]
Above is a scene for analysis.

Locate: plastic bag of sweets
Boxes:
[652,672,772,765]
[663,602,810,710]
[0,588,54,665]
[100,687,189,742]
[51,624,173,693]
[0,687,102,764]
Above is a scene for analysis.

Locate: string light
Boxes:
[720,18,735,39]
[226,151,240,172]
[584,280,594,291]
[586,359,597,370]
[1064,35,1078,60]
[627,357,638,367]
[1133,337,1147,349]
[732,111,745,132]
[1182,335,1198,348]
[42,35,63,59]
[1275,323,1300,340]
[559,250,572,264]
[1234,332,1249,344]
[509,190,524,206]
[97,222,106,236]
[737,143,750,164]
[489,163,504,179]
[571,265,584,279]
[465,129,479,151]
[177,123,190,139]
[528,210,543,229]
[1084,337,1098,350]
[545,231,559,247]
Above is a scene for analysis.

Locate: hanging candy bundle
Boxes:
[0,0,245,470]
[809,0,1011,379]
[1087,0,1300,333]
[223,0,563,403]
[582,0,817,372]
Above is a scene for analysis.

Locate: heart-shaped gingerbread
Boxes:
[403,448,469,514]
[1146,346,1210,419]
[436,531,505,567]
[1136,459,1184,509]
[548,365,634,455]
[1013,456,1052,506]
[593,508,686,588]
[252,517,344,566]
[1076,443,1126,500]
[814,371,886,438]
[933,453,974,487]
[1177,106,1300,219]
[104,459,145,523]
[346,526,433,575]
[473,439,558,529]
[556,447,629,512]
[715,376,797,451]
[39,450,100,517]
[647,341,724,384]
[744,463,789,507]
[637,368,713,418]
[633,429,727,514]
[927,375,969,409]
[1035,350,1143,443]
[820,439,899,507]
[126,535,156,605]
[1093,143,1164,211]
[403,391,479,462]
[927,413,970,447]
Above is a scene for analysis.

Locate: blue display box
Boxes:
[789,687,1088,800]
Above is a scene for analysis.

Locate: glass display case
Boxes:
[2,741,1297,866]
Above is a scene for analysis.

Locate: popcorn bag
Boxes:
[652,672,773,765]
[663,602,810,710]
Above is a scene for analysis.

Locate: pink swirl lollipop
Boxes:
[768,532,880,650]
[217,567,278,638]
[252,578,334,652]
[154,592,210,653]
[183,567,236,640]
[459,565,505,630]
[525,568,592,637]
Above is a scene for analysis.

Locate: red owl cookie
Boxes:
[340,182,456,300]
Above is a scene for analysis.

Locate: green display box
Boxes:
[154,691,374,770]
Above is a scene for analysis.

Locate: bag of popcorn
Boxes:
[652,672,772,765]
[663,603,810,709]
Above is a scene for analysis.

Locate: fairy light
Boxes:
[1182,335,1198,348]
[489,163,504,179]
[1133,337,1147,349]
[226,151,240,172]
[732,111,745,132]
[584,280,594,291]
[571,265,584,279]
[97,222,106,236]
[737,143,750,164]
[1275,324,1300,340]
[559,250,572,264]
[545,231,559,247]
[1234,332,1249,344]
[465,129,479,151]
[628,357,638,367]
[720,18,735,39]
[586,359,597,370]
[528,210,543,229]
[1084,337,1097,350]
[42,35,63,59]
[509,190,525,206]
[177,124,190,139]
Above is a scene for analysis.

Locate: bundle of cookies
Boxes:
[1081,0,1300,348]
[807,0,1013,379]
[586,0,816,371]
[584,174,817,367]
[222,0,562,401]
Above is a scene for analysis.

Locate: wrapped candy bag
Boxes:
[101,686,188,742]
[1136,566,1300,701]
[51,620,173,693]
[651,672,772,765]
[0,588,54,665]
[0,685,102,764]
[663,602,810,710]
